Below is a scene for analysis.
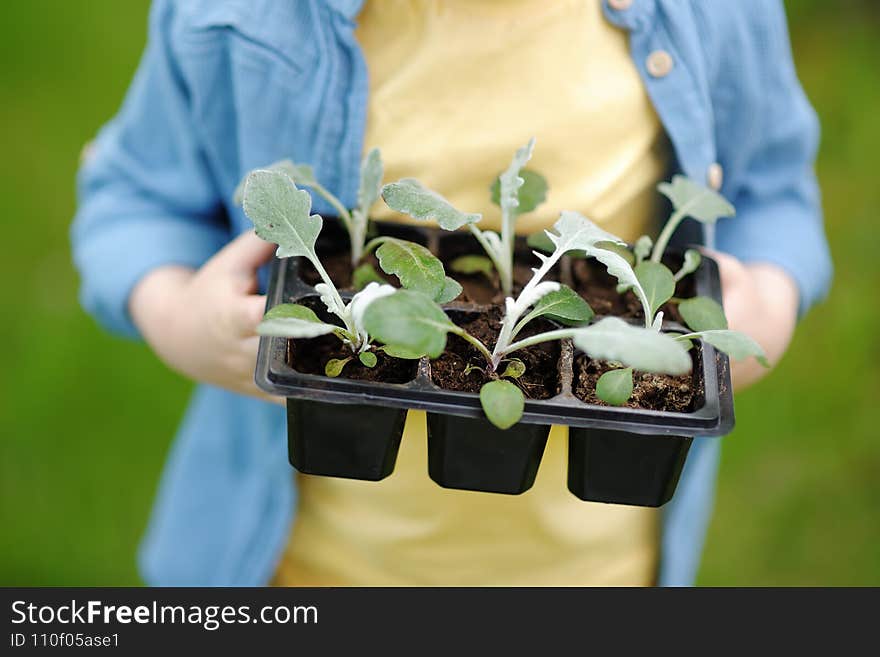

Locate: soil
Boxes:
[572,352,704,412]
[430,308,560,399]
[284,295,417,383]
[296,218,427,290]
[571,255,695,324]
[438,234,557,304]
[288,333,417,384]
[298,251,393,289]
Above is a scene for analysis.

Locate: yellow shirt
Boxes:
[274,0,671,586]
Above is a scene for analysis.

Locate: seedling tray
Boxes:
[255,221,734,505]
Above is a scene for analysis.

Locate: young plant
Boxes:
[627,174,736,304]
[240,168,447,377]
[363,212,694,429]
[381,138,547,296]
[235,151,462,301]
[571,187,768,404]
[234,150,379,266]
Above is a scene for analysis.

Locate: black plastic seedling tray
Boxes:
[255,221,734,506]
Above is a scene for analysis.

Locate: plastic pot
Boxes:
[287,399,406,481]
[426,413,550,495]
[567,430,693,507]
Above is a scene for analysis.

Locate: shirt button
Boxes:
[707,163,724,190]
[608,0,633,10]
[646,50,674,78]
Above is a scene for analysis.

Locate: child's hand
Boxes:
[705,249,799,391]
[129,231,282,404]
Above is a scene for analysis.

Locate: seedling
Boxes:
[364,212,693,428]
[241,168,453,376]
[619,175,736,306]
[381,138,547,296]
[567,178,769,405]
[235,151,461,301]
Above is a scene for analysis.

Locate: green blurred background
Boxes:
[1,1,877,586]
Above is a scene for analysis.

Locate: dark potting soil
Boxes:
[572,352,703,413]
[297,251,394,290]
[439,236,556,304]
[298,219,429,290]
[288,333,417,384]
[570,256,695,324]
[430,308,560,399]
[450,261,541,305]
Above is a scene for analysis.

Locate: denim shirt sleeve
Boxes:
[71,0,229,339]
[713,1,832,317]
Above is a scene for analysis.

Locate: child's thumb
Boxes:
[213,230,276,273]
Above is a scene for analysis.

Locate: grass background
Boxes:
[1,1,877,585]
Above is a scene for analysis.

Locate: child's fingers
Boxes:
[229,294,268,335]
[212,230,276,274]
[237,335,284,406]
[698,247,748,287]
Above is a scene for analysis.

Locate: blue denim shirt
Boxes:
[72,0,831,586]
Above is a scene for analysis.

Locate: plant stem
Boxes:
[469,224,512,296]
[501,328,578,357]
[449,325,494,365]
[650,208,685,264]
[309,255,358,339]
[310,182,354,233]
[361,235,390,257]
[490,249,561,366]
[501,206,515,289]
[511,311,538,341]
[348,210,368,265]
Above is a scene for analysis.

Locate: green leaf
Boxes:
[263,303,322,323]
[349,282,397,334]
[596,368,634,406]
[678,296,728,332]
[590,246,652,321]
[380,345,425,359]
[546,211,627,255]
[362,290,457,359]
[357,148,383,214]
[676,249,702,281]
[595,241,635,266]
[242,169,322,259]
[257,303,337,338]
[351,262,385,290]
[572,317,692,375]
[527,230,556,253]
[634,261,676,318]
[280,161,319,187]
[497,138,537,222]
[375,238,445,299]
[233,159,312,205]
[685,330,769,367]
[479,380,525,430]
[634,235,653,264]
[529,285,593,325]
[435,277,463,303]
[490,169,548,216]
[450,254,495,277]
[325,358,351,377]
[657,175,735,224]
[358,351,378,368]
[500,358,526,379]
[381,179,481,230]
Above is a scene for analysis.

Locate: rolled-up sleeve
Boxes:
[71,0,228,339]
[714,1,832,317]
